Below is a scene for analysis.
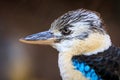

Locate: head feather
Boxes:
[51,9,103,30]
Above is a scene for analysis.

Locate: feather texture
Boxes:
[72,45,120,80]
[72,59,102,80]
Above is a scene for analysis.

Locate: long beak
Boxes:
[19,31,56,45]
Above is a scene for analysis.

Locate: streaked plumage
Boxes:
[20,9,120,80]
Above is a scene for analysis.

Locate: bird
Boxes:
[20,9,120,80]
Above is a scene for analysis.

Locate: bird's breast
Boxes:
[58,53,88,80]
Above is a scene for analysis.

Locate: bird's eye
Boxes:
[60,27,71,36]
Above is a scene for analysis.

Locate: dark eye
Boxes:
[60,27,71,36]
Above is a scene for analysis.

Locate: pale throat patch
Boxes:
[58,52,88,80]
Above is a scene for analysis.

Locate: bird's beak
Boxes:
[19,31,56,45]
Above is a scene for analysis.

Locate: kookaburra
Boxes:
[20,9,120,80]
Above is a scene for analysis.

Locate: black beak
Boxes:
[20,31,56,45]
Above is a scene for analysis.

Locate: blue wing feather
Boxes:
[72,59,102,80]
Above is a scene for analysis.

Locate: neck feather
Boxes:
[84,34,111,56]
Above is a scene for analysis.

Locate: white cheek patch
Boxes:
[52,39,75,52]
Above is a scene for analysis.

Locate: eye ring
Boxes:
[60,27,71,35]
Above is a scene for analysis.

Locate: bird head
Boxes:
[20,9,111,55]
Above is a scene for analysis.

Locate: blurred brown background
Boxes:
[0,0,120,80]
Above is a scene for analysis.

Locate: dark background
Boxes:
[0,0,120,80]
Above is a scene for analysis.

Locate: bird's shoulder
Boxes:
[72,45,120,80]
